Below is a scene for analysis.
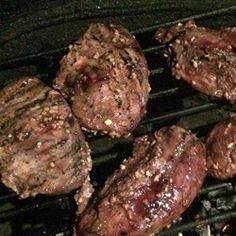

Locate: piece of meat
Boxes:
[206,114,236,179]
[54,23,150,137]
[77,125,206,235]
[0,77,92,205]
[155,21,236,103]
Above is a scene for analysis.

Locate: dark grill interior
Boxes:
[0,1,236,235]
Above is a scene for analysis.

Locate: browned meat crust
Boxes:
[206,114,236,179]
[155,21,236,103]
[77,126,206,235]
[0,77,92,201]
[54,23,150,137]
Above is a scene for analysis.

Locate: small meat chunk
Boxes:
[206,114,236,179]
[0,77,92,203]
[77,125,206,235]
[54,23,150,137]
[155,21,236,103]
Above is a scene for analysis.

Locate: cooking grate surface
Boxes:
[0,2,236,235]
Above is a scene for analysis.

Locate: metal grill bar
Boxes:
[93,153,118,166]
[0,194,72,222]
[1,5,236,69]
[0,192,16,202]
[22,224,72,236]
[0,47,67,70]
[158,210,236,236]
[132,5,236,34]
[0,45,166,70]
[143,45,166,54]
[149,88,180,99]
[0,3,164,46]
[0,46,166,70]
[141,103,220,125]
[150,68,165,76]
[200,183,233,195]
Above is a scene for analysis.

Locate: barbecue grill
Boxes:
[0,1,236,235]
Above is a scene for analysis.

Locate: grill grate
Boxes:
[132,5,236,34]
[1,5,236,69]
[0,2,236,236]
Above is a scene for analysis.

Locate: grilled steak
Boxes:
[0,77,92,203]
[206,114,236,179]
[155,21,236,103]
[54,23,150,137]
[77,125,206,235]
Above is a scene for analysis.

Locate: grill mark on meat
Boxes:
[119,48,142,83]
[50,140,69,156]
[2,79,41,104]
[36,142,83,177]
[0,91,51,136]
[112,89,122,108]
[0,84,50,121]
[0,77,92,204]
[2,103,77,155]
[0,90,65,147]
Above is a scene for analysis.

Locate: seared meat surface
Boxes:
[77,126,206,235]
[54,23,150,137]
[0,77,92,203]
[206,114,236,179]
[155,21,236,103]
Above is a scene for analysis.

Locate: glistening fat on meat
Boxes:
[155,21,236,103]
[0,77,92,212]
[77,125,206,235]
[54,23,150,137]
